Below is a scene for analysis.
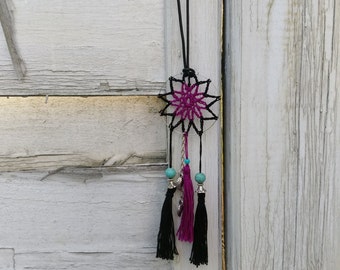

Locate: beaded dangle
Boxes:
[156,0,220,267]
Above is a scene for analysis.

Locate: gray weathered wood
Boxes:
[0,0,223,269]
[0,0,26,79]
[0,96,166,171]
[0,165,173,270]
[226,0,340,269]
[0,0,165,95]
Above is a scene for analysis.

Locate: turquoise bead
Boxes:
[165,168,176,179]
[184,158,190,165]
[195,173,206,184]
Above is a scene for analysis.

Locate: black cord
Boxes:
[176,0,190,70]
[199,134,202,173]
[186,0,190,69]
[169,128,173,168]
[199,118,204,173]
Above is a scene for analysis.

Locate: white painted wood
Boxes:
[0,166,174,269]
[0,0,223,269]
[0,96,166,171]
[226,0,340,269]
[0,0,165,95]
[0,249,15,270]
[165,0,222,269]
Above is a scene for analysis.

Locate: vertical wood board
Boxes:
[226,0,340,269]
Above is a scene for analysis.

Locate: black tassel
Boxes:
[190,193,208,267]
[156,187,178,260]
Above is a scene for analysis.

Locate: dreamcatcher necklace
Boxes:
[156,0,220,267]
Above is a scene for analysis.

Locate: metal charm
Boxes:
[177,197,184,216]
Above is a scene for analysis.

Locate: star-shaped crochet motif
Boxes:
[171,83,206,121]
[159,74,220,135]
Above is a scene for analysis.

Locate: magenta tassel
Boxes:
[176,163,194,242]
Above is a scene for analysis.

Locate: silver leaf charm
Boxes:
[177,197,184,216]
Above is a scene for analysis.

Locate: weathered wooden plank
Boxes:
[14,252,172,270]
[0,166,172,270]
[226,0,340,269]
[0,96,166,171]
[0,0,165,95]
[287,2,340,269]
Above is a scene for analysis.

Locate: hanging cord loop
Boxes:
[176,0,195,79]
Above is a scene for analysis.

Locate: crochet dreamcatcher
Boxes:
[156,0,220,267]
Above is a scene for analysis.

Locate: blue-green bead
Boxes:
[184,158,190,165]
[195,173,206,184]
[165,168,176,179]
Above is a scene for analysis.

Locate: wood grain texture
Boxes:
[0,0,165,95]
[165,0,223,269]
[0,0,223,269]
[226,0,340,269]
[0,165,173,270]
[0,96,166,171]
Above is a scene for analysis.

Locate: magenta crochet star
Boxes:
[172,82,206,120]
[159,74,220,134]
